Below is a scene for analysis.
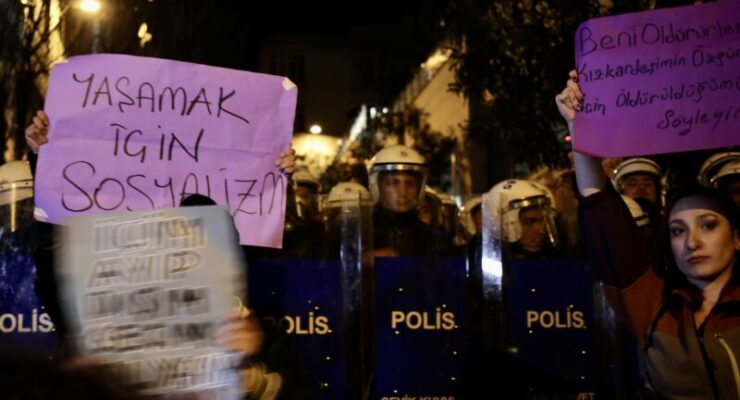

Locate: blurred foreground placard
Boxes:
[59,206,244,397]
[574,1,740,157]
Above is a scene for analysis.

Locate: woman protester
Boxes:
[556,70,740,399]
[24,111,310,399]
[25,109,296,329]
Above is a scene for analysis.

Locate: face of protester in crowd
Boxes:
[621,172,658,203]
[668,195,740,287]
[292,168,320,215]
[518,206,547,253]
[379,171,421,214]
[295,184,317,210]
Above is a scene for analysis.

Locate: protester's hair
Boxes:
[179,193,243,253]
[179,193,217,207]
[664,184,739,236]
[659,185,739,290]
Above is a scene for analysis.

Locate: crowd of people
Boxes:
[3,38,738,400]
[11,91,740,397]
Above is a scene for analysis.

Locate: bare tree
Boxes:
[0,0,69,162]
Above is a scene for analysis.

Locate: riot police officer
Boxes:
[456,195,482,247]
[697,151,740,188]
[710,159,740,206]
[322,181,372,258]
[367,145,443,258]
[485,179,560,260]
[613,157,663,205]
[292,167,321,221]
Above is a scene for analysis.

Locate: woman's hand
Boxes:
[274,148,296,175]
[556,70,605,196]
[554,70,583,128]
[219,305,264,359]
[25,110,50,154]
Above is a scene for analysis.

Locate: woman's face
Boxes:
[669,195,740,285]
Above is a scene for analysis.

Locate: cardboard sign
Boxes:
[573,1,740,157]
[59,206,245,396]
[36,54,297,248]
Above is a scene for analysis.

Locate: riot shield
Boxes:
[473,185,639,399]
[454,194,481,248]
[247,189,372,400]
[479,189,505,349]
[436,190,459,247]
[371,254,467,400]
[0,161,56,351]
[420,186,459,255]
[369,189,467,399]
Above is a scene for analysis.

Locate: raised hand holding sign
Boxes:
[36,54,297,248]
[573,1,740,157]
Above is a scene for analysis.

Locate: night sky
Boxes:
[65,1,449,73]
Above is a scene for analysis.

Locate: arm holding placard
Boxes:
[556,68,654,281]
[24,111,298,175]
[274,148,296,175]
[557,71,661,346]
[555,70,606,198]
[219,307,281,399]
[25,110,49,154]
[220,301,316,399]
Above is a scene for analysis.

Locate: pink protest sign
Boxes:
[573,1,740,157]
[36,54,297,248]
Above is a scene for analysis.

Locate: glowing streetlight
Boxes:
[78,0,102,53]
[79,0,101,13]
[309,124,322,135]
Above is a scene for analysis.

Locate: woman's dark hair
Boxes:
[665,184,740,234]
[179,193,217,207]
[659,184,739,290]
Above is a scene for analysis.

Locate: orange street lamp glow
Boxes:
[79,0,101,13]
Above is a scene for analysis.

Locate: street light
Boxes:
[79,0,101,12]
[309,124,322,135]
[78,0,102,53]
